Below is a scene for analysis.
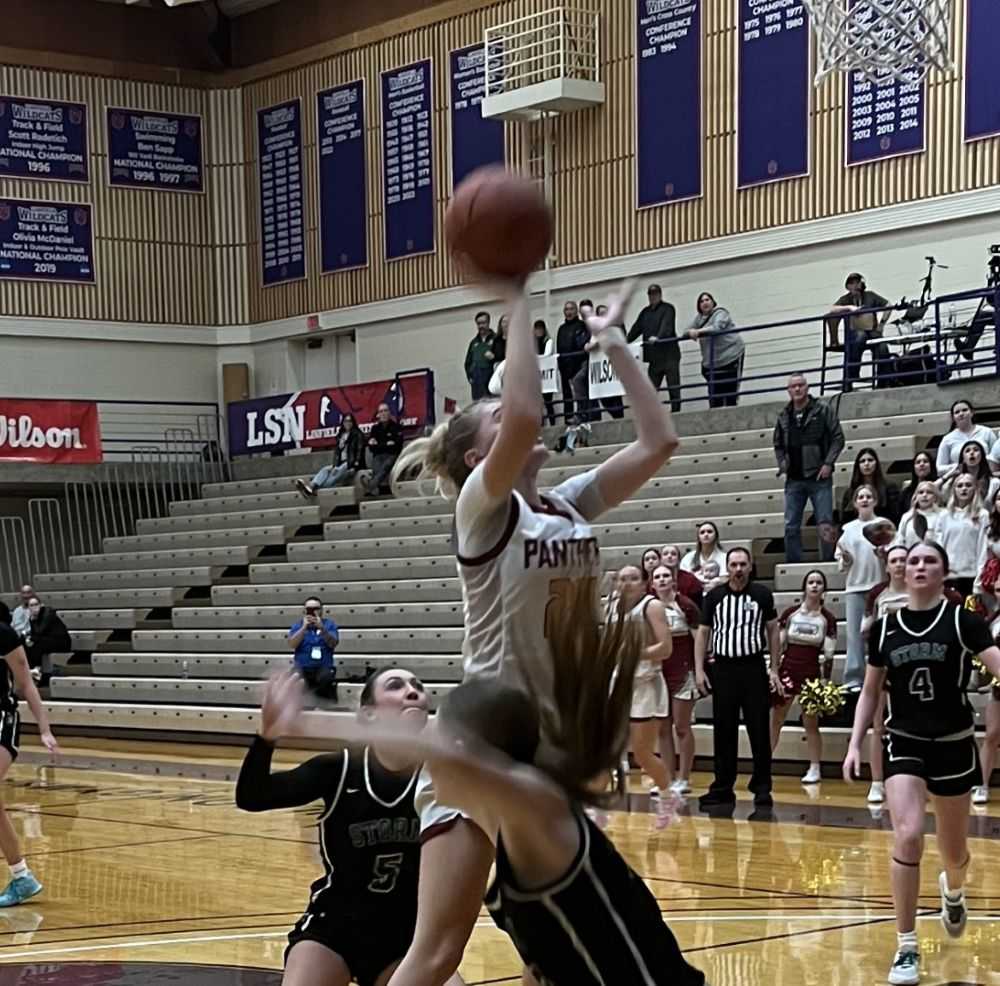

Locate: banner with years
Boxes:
[587,342,643,399]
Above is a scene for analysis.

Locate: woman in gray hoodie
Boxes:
[686,292,745,407]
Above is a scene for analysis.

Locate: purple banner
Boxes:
[317,81,367,273]
[257,99,306,286]
[965,0,1000,141]
[107,107,203,192]
[450,43,505,189]
[382,60,435,261]
[0,197,94,284]
[0,97,88,183]
[737,0,809,187]
[846,68,925,165]
[636,0,701,207]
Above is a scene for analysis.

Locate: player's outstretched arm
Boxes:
[585,280,679,509]
[5,645,58,754]
[843,665,885,782]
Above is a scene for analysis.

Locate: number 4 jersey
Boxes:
[869,600,995,739]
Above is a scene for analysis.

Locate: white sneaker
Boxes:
[971,785,989,805]
[652,789,680,830]
[867,781,885,804]
[938,871,968,939]
[801,764,822,784]
[670,778,692,795]
[887,948,919,985]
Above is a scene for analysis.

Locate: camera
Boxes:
[990,244,1000,254]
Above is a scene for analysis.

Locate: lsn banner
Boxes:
[227,370,435,457]
[0,399,102,463]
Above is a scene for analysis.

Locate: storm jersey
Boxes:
[0,624,20,714]
[869,600,995,740]
[456,466,603,766]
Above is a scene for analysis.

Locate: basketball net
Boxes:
[802,0,955,85]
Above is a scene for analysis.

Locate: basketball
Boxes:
[863,519,897,547]
[445,166,552,278]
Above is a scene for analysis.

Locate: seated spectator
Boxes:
[11,585,32,638]
[365,403,404,497]
[990,434,1000,477]
[894,481,944,548]
[287,597,339,700]
[295,414,365,497]
[898,451,937,515]
[935,399,996,474]
[839,447,901,524]
[686,293,745,408]
[680,522,727,580]
[24,596,70,685]
[939,439,1000,505]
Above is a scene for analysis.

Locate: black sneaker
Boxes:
[753,793,774,808]
[698,791,736,810]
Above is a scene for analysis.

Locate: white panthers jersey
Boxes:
[456,465,604,762]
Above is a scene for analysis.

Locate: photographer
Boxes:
[287,597,339,700]
[826,273,892,390]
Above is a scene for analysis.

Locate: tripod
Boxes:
[953,260,1000,361]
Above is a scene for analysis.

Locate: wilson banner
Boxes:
[0,399,102,463]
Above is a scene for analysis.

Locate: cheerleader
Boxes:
[769,570,838,784]
[659,543,705,605]
[894,481,943,548]
[898,451,937,516]
[979,489,1000,613]
[836,484,889,691]
[934,399,996,474]
[973,637,1000,805]
[679,521,726,580]
[934,474,989,598]
[650,563,701,795]
[612,565,675,825]
[939,439,999,504]
[385,276,677,986]
[844,543,1000,985]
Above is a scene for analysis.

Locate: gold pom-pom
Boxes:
[799,678,846,718]
[973,656,998,688]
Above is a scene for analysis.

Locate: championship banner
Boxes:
[317,81,367,273]
[258,98,306,287]
[846,68,925,165]
[450,42,505,189]
[636,0,702,207]
[737,0,809,187]
[107,107,203,192]
[227,370,435,457]
[587,343,643,399]
[0,197,94,284]
[0,399,102,464]
[964,0,1000,141]
[382,60,435,261]
[0,96,88,182]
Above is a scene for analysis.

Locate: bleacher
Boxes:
[19,402,996,770]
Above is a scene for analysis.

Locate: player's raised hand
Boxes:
[259,669,306,742]
[583,279,637,352]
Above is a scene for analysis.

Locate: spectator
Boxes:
[591,303,625,420]
[464,311,496,401]
[24,596,70,685]
[493,313,509,364]
[365,403,404,497]
[555,299,590,423]
[295,414,366,498]
[826,273,892,390]
[982,490,1000,618]
[898,451,938,515]
[686,293,745,408]
[11,585,33,639]
[287,597,339,699]
[773,373,845,563]
[640,547,663,586]
[940,439,1000,505]
[936,474,989,598]
[935,399,996,474]
[534,319,556,426]
[0,602,10,627]
[659,544,705,606]
[839,447,901,524]
[990,434,1000,477]
[696,546,779,810]
[680,521,726,580]
[628,283,680,412]
[836,485,888,691]
[894,481,944,548]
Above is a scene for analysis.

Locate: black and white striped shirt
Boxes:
[702,581,776,660]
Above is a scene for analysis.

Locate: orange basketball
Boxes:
[445,166,552,279]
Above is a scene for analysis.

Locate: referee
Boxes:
[695,547,781,810]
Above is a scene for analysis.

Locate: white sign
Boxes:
[587,342,643,398]
[539,353,559,394]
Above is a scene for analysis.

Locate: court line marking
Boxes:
[0,912,994,963]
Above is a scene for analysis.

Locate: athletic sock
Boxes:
[943,882,964,903]
[10,860,29,879]
[897,931,918,951]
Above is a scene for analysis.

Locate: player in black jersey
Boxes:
[305,584,706,986]
[843,542,1000,986]
[0,623,59,908]
[235,667,464,986]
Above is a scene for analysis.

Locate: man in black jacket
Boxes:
[555,299,591,423]
[365,403,404,496]
[773,374,845,562]
[628,284,680,412]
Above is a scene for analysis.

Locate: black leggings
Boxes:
[701,360,741,408]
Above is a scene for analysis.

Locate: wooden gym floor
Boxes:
[0,739,997,985]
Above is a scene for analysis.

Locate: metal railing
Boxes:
[485,6,601,95]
